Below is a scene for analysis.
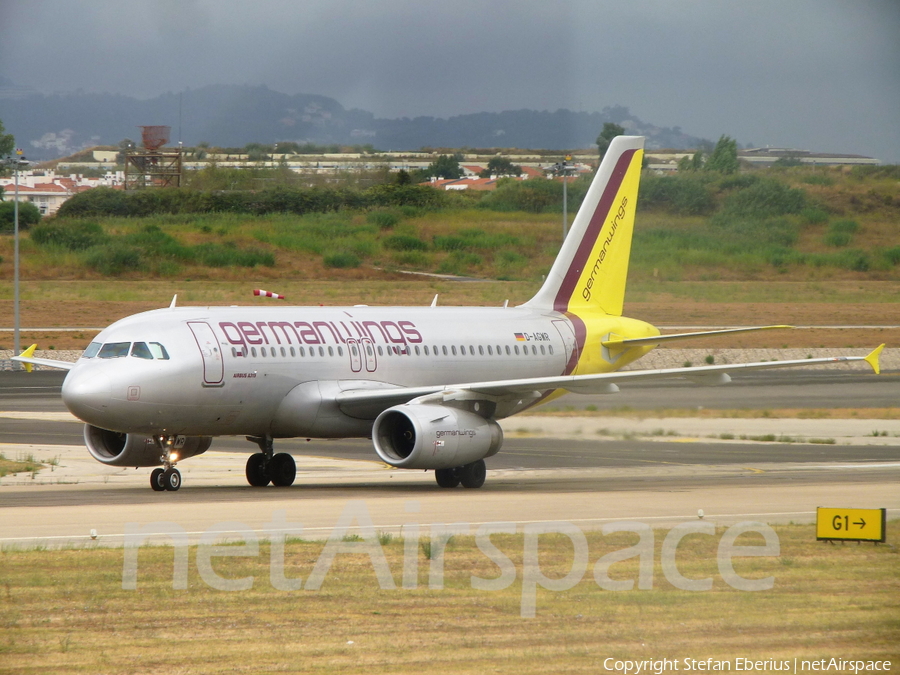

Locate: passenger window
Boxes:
[328,346,334,357]
[98,342,130,358]
[83,342,102,358]
[415,346,420,355]
[540,345,546,355]
[318,347,325,357]
[378,346,383,356]
[514,345,520,355]
[505,345,511,355]
[424,345,429,356]
[487,345,493,355]
[442,346,448,356]
[251,347,258,357]
[478,345,484,355]
[299,347,305,357]
[290,347,296,357]
[532,345,537,355]
[549,345,554,355]
[451,345,457,356]
[261,347,267,357]
[130,342,154,359]
[281,347,286,357]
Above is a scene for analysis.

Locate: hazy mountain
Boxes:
[0,83,705,160]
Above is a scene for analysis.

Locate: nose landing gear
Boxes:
[150,436,182,492]
[246,435,296,487]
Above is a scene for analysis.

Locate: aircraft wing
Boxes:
[335,345,884,416]
[10,345,76,372]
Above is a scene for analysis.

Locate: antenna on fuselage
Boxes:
[430,294,438,307]
[169,294,177,309]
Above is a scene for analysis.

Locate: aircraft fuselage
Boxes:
[61,305,657,438]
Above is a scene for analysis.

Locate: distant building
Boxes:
[738,148,879,167]
[0,170,123,216]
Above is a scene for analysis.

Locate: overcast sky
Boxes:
[2,0,898,161]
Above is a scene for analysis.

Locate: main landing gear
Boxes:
[246,435,296,487]
[151,435,182,492]
[434,459,486,489]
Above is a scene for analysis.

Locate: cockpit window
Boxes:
[130,342,170,360]
[148,342,170,360]
[131,342,154,359]
[98,342,131,358]
[82,342,102,358]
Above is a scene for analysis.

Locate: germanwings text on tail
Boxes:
[15,137,884,492]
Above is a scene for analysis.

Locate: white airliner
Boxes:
[15,136,884,492]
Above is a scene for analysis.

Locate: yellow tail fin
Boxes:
[524,135,644,316]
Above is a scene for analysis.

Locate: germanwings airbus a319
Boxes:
[15,136,884,492]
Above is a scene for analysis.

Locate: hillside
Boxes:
[3,163,897,286]
[0,84,704,161]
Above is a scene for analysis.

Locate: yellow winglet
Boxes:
[18,344,38,373]
[864,344,885,375]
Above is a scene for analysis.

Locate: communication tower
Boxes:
[124,126,183,189]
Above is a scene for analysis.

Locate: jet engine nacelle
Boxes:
[372,404,503,470]
[84,424,212,467]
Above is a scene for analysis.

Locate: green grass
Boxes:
[8,164,900,283]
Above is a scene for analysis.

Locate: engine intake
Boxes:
[372,404,503,470]
[84,425,212,467]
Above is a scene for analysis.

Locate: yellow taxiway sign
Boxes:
[816,507,886,542]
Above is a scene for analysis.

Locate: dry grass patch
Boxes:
[0,523,897,673]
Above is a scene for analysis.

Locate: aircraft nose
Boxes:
[62,369,112,420]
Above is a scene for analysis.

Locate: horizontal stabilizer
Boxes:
[601,325,793,348]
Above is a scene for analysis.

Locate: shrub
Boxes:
[830,219,859,234]
[366,210,400,230]
[823,231,852,247]
[323,251,361,268]
[0,200,41,232]
[479,178,565,213]
[801,174,834,186]
[882,246,900,266]
[84,243,145,275]
[723,178,806,217]
[57,187,129,218]
[638,175,715,215]
[382,234,427,251]
[823,220,858,247]
[433,235,467,251]
[392,251,429,266]
[30,220,107,250]
[193,244,274,268]
[436,251,482,275]
[800,207,829,225]
[124,224,194,261]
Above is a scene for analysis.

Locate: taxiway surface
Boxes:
[1,370,898,546]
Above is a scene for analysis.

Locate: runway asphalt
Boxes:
[1,368,898,546]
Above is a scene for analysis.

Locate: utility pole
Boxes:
[6,149,27,367]
[547,155,575,241]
